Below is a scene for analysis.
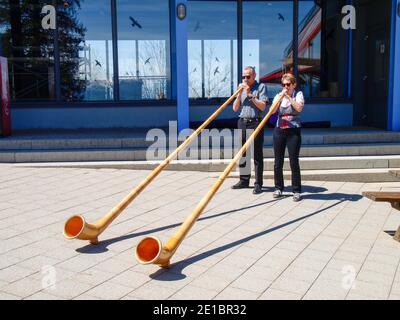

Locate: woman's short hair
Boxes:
[281,73,297,85]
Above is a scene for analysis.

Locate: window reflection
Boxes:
[59,0,114,101]
[117,0,171,100]
[0,1,55,101]
[245,1,294,98]
[188,1,237,99]
[297,0,348,98]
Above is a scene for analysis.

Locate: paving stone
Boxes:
[258,288,302,300]
[214,287,260,300]
[84,281,133,300]
[170,285,218,300]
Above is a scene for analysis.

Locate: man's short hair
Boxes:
[244,66,256,75]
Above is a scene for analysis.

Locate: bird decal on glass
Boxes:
[95,60,102,67]
[144,57,151,65]
[213,66,220,76]
[278,13,285,21]
[129,16,143,29]
[194,20,201,32]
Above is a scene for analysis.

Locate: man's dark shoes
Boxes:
[253,184,263,195]
[231,181,249,189]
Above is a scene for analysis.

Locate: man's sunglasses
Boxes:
[242,75,251,80]
[282,83,292,87]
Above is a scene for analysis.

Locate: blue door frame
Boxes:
[171,0,190,131]
[388,0,400,131]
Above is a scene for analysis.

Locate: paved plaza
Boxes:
[0,165,399,300]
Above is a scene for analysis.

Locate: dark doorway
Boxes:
[352,0,392,129]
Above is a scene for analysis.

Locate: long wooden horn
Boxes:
[135,94,285,268]
[63,89,242,245]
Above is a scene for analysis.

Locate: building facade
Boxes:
[0,0,399,131]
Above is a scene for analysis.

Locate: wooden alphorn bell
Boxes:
[135,94,284,268]
[63,88,242,245]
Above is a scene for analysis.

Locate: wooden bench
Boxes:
[362,192,400,242]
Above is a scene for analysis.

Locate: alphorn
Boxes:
[63,89,242,245]
[135,94,285,268]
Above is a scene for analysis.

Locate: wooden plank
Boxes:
[362,192,400,202]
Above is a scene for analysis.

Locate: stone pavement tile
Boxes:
[256,255,293,270]
[73,294,101,300]
[258,288,302,300]
[389,294,400,300]
[110,269,151,289]
[0,237,34,255]
[127,283,177,300]
[332,249,367,264]
[168,262,210,278]
[348,280,391,299]
[1,277,42,298]
[0,228,21,240]
[55,255,101,273]
[390,281,400,295]
[303,279,348,300]
[356,270,394,285]
[17,255,61,272]
[84,281,133,300]
[298,248,334,262]
[219,255,258,270]
[362,261,398,276]
[206,264,247,281]
[24,292,64,300]
[7,244,48,261]
[169,285,218,300]
[131,262,169,276]
[290,257,328,272]
[270,277,312,295]
[42,246,80,261]
[68,268,115,286]
[0,254,20,270]
[0,265,36,283]
[365,253,400,266]
[40,279,92,299]
[244,265,284,282]
[231,246,268,260]
[0,291,21,300]
[190,274,232,292]
[230,275,272,293]
[346,293,383,300]
[325,259,362,272]
[215,287,260,300]
[275,240,309,252]
[280,266,321,283]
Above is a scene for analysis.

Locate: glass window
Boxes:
[58,0,114,101]
[0,1,55,101]
[298,0,348,98]
[188,1,237,99]
[117,0,171,100]
[244,1,294,99]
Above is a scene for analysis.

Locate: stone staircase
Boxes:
[2,127,400,182]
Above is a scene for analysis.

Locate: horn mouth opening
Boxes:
[135,236,162,264]
[64,215,85,239]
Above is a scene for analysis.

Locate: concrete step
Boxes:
[222,168,400,183]
[2,143,400,163]
[11,161,400,183]
[14,156,400,171]
[1,128,399,151]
